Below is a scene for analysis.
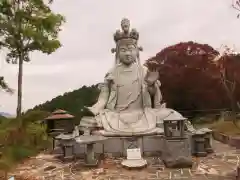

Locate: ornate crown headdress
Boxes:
[111,18,143,53]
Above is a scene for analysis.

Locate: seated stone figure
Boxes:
[80,18,185,136]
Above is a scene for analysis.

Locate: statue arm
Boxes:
[87,73,111,115]
[142,66,163,108]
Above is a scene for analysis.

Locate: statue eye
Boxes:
[128,46,135,51]
[120,48,126,52]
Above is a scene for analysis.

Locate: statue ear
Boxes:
[111,48,116,53]
[138,46,143,51]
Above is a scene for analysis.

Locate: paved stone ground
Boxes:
[9,141,240,180]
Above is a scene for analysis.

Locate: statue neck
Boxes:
[118,62,137,68]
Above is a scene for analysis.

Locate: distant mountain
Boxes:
[0,112,14,118]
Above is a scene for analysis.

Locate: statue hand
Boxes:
[83,106,99,116]
[145,70,159,86]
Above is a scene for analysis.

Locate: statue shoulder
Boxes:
[104,67,116,81]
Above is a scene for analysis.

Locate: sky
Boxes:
[1,0,240,115]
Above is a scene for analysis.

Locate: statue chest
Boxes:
[114,65,142,88]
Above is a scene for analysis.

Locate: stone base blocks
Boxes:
[161,137,193,168]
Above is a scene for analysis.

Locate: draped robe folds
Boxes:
[83,63,185,136]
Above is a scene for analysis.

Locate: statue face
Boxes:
[118,44,138,65]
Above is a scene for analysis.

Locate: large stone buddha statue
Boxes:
[80,18,186,136]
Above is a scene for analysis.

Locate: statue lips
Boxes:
[126,55,134,62]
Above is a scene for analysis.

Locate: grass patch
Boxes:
[208,121,240,136]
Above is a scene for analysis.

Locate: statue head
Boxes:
[112,18,143,65]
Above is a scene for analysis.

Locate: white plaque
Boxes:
[127,148,142,160]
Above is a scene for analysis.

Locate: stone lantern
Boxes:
[161,116,193,168]
[163,117,187,139]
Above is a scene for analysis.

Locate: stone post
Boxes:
[192,131,207,157]
[237,166,240,180]
[85,143,98,166]
[61,139,75,161]
[202,128,214,153]
[163,120,171,137]
[178,120,184,137]
[48,130,64,153]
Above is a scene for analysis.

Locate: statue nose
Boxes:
[125,50,131,55]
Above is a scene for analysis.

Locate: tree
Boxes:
[145,41,229,117]
[213,45,240,126]
[232,0,240,18]
[0,0,65,117]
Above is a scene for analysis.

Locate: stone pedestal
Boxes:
[75,135,108,167]
[161,137,192,168]
[74,135,163,157]
[192,131,207,157]
[121,159,147,169]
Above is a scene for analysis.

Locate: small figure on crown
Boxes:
[121,18,130,34]
[113,18,139,42]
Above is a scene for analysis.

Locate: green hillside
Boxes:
[29,85,100,122]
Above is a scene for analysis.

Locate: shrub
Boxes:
[0,110,51,173]
[5,145,36,162]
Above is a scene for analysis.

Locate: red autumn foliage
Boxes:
[145,41,234,117]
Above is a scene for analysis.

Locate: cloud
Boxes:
[1,0,240,114]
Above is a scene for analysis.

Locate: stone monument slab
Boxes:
[122,142,147,169]
[127,148,142,160]
[123,137,143,156]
